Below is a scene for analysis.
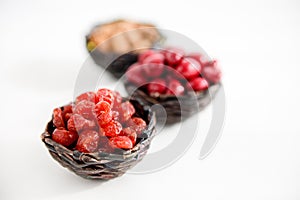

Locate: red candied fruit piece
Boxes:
[53,108,65,128]
[101,120,122,137]
[126,63,147,86]
[52,127,78,147]
[163,47,185,66]
[96,88,114,106]
[97,111,113,126]
[166,79,185,96]
[111,110,119,121]
[188,77,209,91]
[75,92,97,104]
[176,57,202,80]
[67,114,97,132]
[113,91,122,109]
[141,52,164,64]
[73,100,96,120]
[118,101,135,122]
[129,117,147,136]
[138,49,155,63]
[143,63,165,77]
[202,60,222,83]
[75,130,100,153]
[62,104,73,122]
[147,79,167,95]
[109,136,133,149]
[95,101,111,116]
[98,136,115,153]
[120,127,137,146]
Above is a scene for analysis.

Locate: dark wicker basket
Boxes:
[125,83,221,124]
[41,99,156,180]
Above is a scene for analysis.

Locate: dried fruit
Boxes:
[53,108,65,128]
[73,100,96,120]
[96,88,114,106]
[109,136,133,149]
[75,92,97,104]
[188,77,209,91]
[101,120,122,137]
[176,57,201,80]
[52,127,78,147]
[120,127,137,145]
[147,79,167,95]
[129,117,147,136]
[75,130,100,153]
[118,101,135,122]
[166,79,185,96]
[68,114,97,132]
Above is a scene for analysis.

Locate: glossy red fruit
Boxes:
[164,47,185,66]
[76,130,100,153]
[126,63,147,86]
[96,88,114,106]
[95,101,111,116]
[142,52,164,64]
[202,60,222,83]
[143,63,165,77]
[67,114,96,132]
[62,104,73,121]
[138,50,155,63]
[111,110,119,121]
[109,136,133,149]
[52,127,78,147]
[101,120,122,137]
[166,79,185,96]
[129,117,147,135]
[120,127,137,145]
[53,108,65,128]
[75,92,97,104]
[97,111,113,126]
[73,100,96,120]
[189,77,209,91]
[118,101,135,122]
[176,57,201,80]
[98,136,115,153]
[147,79,167,95]
[113,91,122,109]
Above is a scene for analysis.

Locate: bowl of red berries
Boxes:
[124,47,222,124]
[41,88,156,180]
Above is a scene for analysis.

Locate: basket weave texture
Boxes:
[41,99,156,180]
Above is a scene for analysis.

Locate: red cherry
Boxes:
[189,77,209,91]
[76,130,100,153]
[147,79,167,95]
[176,57,201,80]
[120,127,137,145]
[73,100,96,120]
[166,79,185,96]
[126,63,147,86]
[163,47,185,66]
[96,88,114,106]
[109,136,133,149]
[62,104,73,122]
[52,127,78,147]
[53,108,65,128]
[75,92,97,104]
[101,120,122,137]
[138,49,155,63]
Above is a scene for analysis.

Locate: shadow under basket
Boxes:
[125,83,221,124]
[41,99,156,180]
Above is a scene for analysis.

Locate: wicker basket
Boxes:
[125,83,221,124]
[41,99,156,180]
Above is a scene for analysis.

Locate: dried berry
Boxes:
[125,63,147,86]
[96,88,114,106]
[120,127,137,145]
[118,101,135,122]
[73,100,96,120]
[52,127,78,147]
[97,111,113,126]
[166,79,185,96]
[53,108,65,128]
[188,77,209,91]
[68,114,97,132]
[109,136,133,149]
[176,57,201,80]
[101,120,122,137]
[147,79,167,95]
[163,47,185,66]
[129,117,147,136]
[95,101,111,116]
[75,92,97,104]
[76,130,100,153]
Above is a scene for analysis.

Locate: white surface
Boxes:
[0,0,300,199]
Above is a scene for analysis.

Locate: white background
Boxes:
[0,0,300,199]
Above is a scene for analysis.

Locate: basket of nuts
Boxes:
[41,88,156,180]
[86,19,162,78]
[124,47,222,124]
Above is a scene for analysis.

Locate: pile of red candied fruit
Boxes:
[51,88,147,153]
[126,47,222,96]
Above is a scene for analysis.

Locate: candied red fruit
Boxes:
[52,127,78,147]
[176,57,201,80]
[138,49,155,63]
[109,136,133,149]
[147,79,167,95]
[53,108,65,128]
[120,127,137,145]
[129,117,147,135]
[95,101,111,116]
[188,77,209,91]
[75,92,96,103]
[202,61,222,83]
[125,63,147,86]
[166,79,185,96]
[68,114,96,132]
[164,47,185,66]
[75,130,100,153]
[73,100,96,120]
[118,101,135,122]
[101,120,122,137]
[96,88,114,106]
[97,111,113,126]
